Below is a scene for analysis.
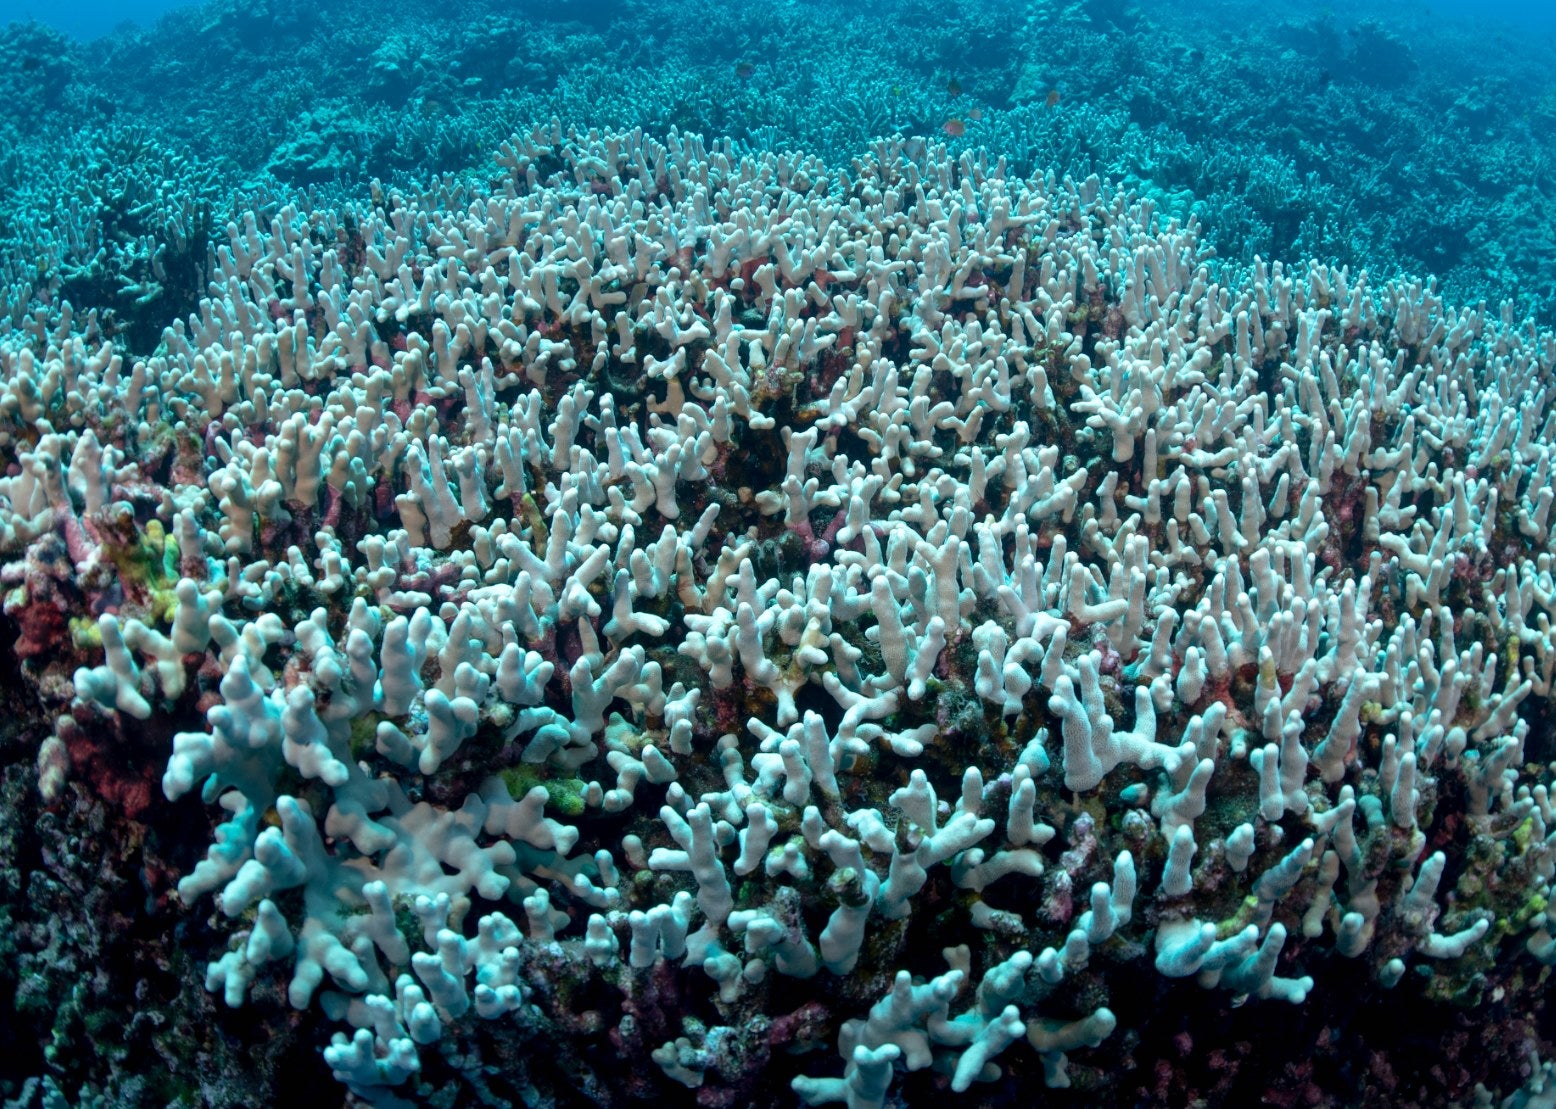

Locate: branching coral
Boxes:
[3,124,1556,1104]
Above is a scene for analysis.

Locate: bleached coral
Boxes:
[4,123,1555,1101]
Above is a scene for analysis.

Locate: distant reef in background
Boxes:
[1,0,1554,352]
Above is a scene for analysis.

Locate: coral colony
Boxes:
[5,122,1556,1104]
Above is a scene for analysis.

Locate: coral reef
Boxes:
[3,120,1556,1105]
[3,0,1556,344]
